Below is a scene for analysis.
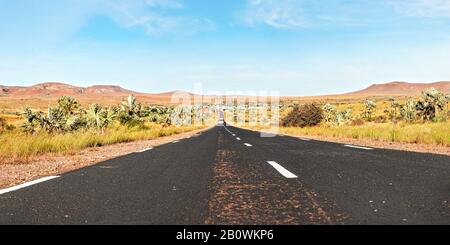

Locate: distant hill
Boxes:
[343,81,450,97]
[0,82,140,97]
[0,82,199,108]
[1,81,449,109]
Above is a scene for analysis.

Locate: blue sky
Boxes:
[1,0,450,96]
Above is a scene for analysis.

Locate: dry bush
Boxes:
[281,103,323,127]
[351,118,365,126]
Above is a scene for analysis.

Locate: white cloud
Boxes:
[390,0,450,18]
[241,0,450,30]
[243,0,307,29]
[98,0,214,35]
[0,0,214,41]
[241,0,385,29]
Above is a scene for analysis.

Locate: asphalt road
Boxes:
[0,125,449,224]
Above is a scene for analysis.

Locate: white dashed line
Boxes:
[244,143,252,147]
[0,176,60,195]
[236,137,241,140]
[344,144,373,150]
[266,161,298,179]
[223,126,234,135]
[136,147,153,153]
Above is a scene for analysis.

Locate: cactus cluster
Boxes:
[20,95,177,134]
[323,103,352,126]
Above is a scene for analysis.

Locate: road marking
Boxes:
[236,137,241,140]
[344,144,373,150]
[232,134,236,136]
[99,166,118,169]
[223,126,234,135]
[267,161,298,179]
[136,147,153,153]
[299,137,311,141]
[0,176,60,195]
[244,143,252,147]
[172,140,180,144]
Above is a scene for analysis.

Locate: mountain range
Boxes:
[1,81,449,106]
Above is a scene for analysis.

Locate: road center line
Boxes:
[0,176,60,195]
[223,126,234,135]
[244,143,252,147]
[266,161,298,179]
[344,144,373,150]
[236,137,241,140]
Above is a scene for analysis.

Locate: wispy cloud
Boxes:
[242,0,307,29]
[390,0,450,18]
[101,0,214,35]
[241,0,384,29]
[0,0,214,42]
[98,0,214,35]
[241,0,450,30]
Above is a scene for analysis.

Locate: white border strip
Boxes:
[244,143,252,147]
[267,161,298,179]
[344,145,373,150]
[299,137,311,141]
[0,176,60,195]
[136,147,153,153]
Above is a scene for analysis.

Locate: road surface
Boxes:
[0,125,449,224]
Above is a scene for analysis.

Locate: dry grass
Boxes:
[0,123,205,163]
[246,121,450,147]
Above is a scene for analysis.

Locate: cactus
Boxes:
[86,104,117,130]
[416,88,446,121]
[57,96,79,115]
[400,98,417,122]
[19,95,188,134]
[384,97,400,121]
[336,109,352,126]
[323,103,337,123]
[362,100,376,121]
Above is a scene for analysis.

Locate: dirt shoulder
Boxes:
[0,127,212,189]
[240,126,450,157]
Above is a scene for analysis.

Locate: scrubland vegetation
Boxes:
[250,88,450,147]
[0,95,210,163]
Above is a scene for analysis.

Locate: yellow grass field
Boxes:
[0,123,206,163]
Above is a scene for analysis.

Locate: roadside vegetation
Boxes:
[248,88,450,147]
[0,95,210,163]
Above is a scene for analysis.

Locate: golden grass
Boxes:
[0,123,206,162]
[246,121,450,147]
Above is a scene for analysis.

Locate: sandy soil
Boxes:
[0,127,211,189]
